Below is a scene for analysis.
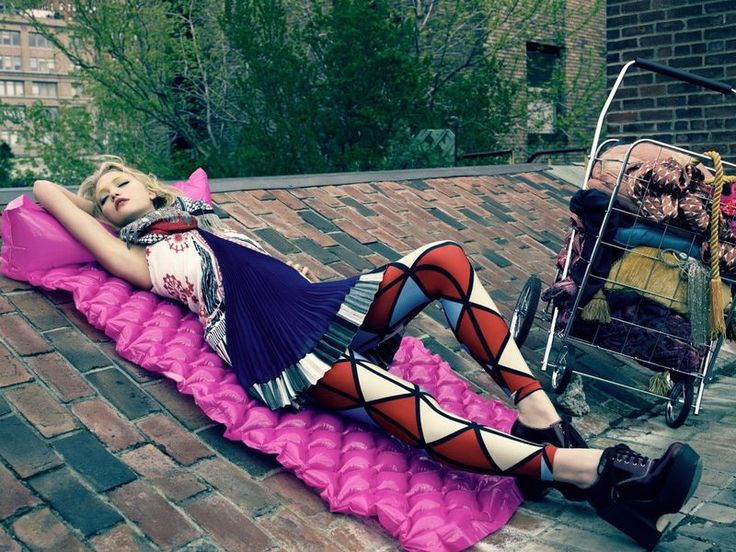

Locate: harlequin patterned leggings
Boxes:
[309,241,557,480]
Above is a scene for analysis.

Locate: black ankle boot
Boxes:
[510,415,588,501]
[587,442,702,550]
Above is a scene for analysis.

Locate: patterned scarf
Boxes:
[119,197,222,246]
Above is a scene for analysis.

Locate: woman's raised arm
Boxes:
[34,179,95,214]
[32,180,152,289]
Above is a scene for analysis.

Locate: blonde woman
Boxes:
[33,159,703,550]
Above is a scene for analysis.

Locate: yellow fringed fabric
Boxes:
[604,247,689,314]
[602,246,730,317]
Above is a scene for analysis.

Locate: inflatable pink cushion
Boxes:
[6,261,522,551]
[1,194,101,280]
[170,167,211,204]
[0,168,210,280]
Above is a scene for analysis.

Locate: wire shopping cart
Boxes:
[512,59,736,428]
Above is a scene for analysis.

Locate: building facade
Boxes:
[606,0,736,158]
[0,5,80,157]
[491,0,607,162]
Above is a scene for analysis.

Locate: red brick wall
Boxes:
[606,0,736,158]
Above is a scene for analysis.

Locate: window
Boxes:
[526,42,562,135]
[0,30,20,45]
[0,80,24,97]
[0,56,21,71]
[31,81,57,97]
[29,57,55,73]
[0,130,19,148]
[28,32,53,48]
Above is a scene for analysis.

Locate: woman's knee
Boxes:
[419,241,469,272]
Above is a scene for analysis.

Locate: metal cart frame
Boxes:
[521,59,736,427]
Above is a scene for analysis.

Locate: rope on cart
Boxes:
[704,150,726,338]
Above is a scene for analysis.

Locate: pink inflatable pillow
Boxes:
[170,167,211,204]
[0,168,211,281]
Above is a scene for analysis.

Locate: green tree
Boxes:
[223,0,323,175]
[21,102,97,185]
[21,0,238,178]
[0,141,14,187]
[15,0,602,177]
[306,0,425,171]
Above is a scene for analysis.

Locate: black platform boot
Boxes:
[587,442,702,550]
[510,415,588,501]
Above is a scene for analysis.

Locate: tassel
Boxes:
[648,371,672,396]
[710,277,726,339]
[581,290,611,323]
[705,150,727,340]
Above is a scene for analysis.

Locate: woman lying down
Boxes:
[31,158,703,550]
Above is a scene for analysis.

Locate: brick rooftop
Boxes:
[0,166,734,551]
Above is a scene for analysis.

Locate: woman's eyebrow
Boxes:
[96,175,126,198]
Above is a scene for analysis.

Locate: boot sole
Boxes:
[596,444,702,550]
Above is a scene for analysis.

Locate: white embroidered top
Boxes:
[144,228,267,363]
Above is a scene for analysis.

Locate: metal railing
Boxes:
[526,147,586,163]
[455,149,514,166]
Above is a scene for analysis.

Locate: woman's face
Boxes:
[96,170,156,227]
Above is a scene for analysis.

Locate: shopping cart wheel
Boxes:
[511,275,541,347]
[665,379,694,428]
[551,346,573,394]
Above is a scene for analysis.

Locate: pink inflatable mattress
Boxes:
[21,264,522,551]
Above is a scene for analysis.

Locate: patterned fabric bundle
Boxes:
[588,143,705,213]
[630,158,705,224]
[679,187,712,233]
[701,240,736,277]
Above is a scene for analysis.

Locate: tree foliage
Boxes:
[23,103,97,184]
[10,0,603,182]
[0,141,14,186]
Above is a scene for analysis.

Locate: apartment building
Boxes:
[491,0,606,161]
[0,5,79,156]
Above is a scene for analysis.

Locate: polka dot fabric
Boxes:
[21,263,522,552]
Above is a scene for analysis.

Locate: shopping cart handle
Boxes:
[634,58,735,95]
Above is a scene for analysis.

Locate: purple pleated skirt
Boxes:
[199,229,388,409]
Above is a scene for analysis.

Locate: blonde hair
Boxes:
[78,157,179,220]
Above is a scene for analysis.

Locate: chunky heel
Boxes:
[595,501,664,550]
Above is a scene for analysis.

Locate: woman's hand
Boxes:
[286,260,314,281]
[34,179,95,215]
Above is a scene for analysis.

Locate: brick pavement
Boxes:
[0,167,734,551]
